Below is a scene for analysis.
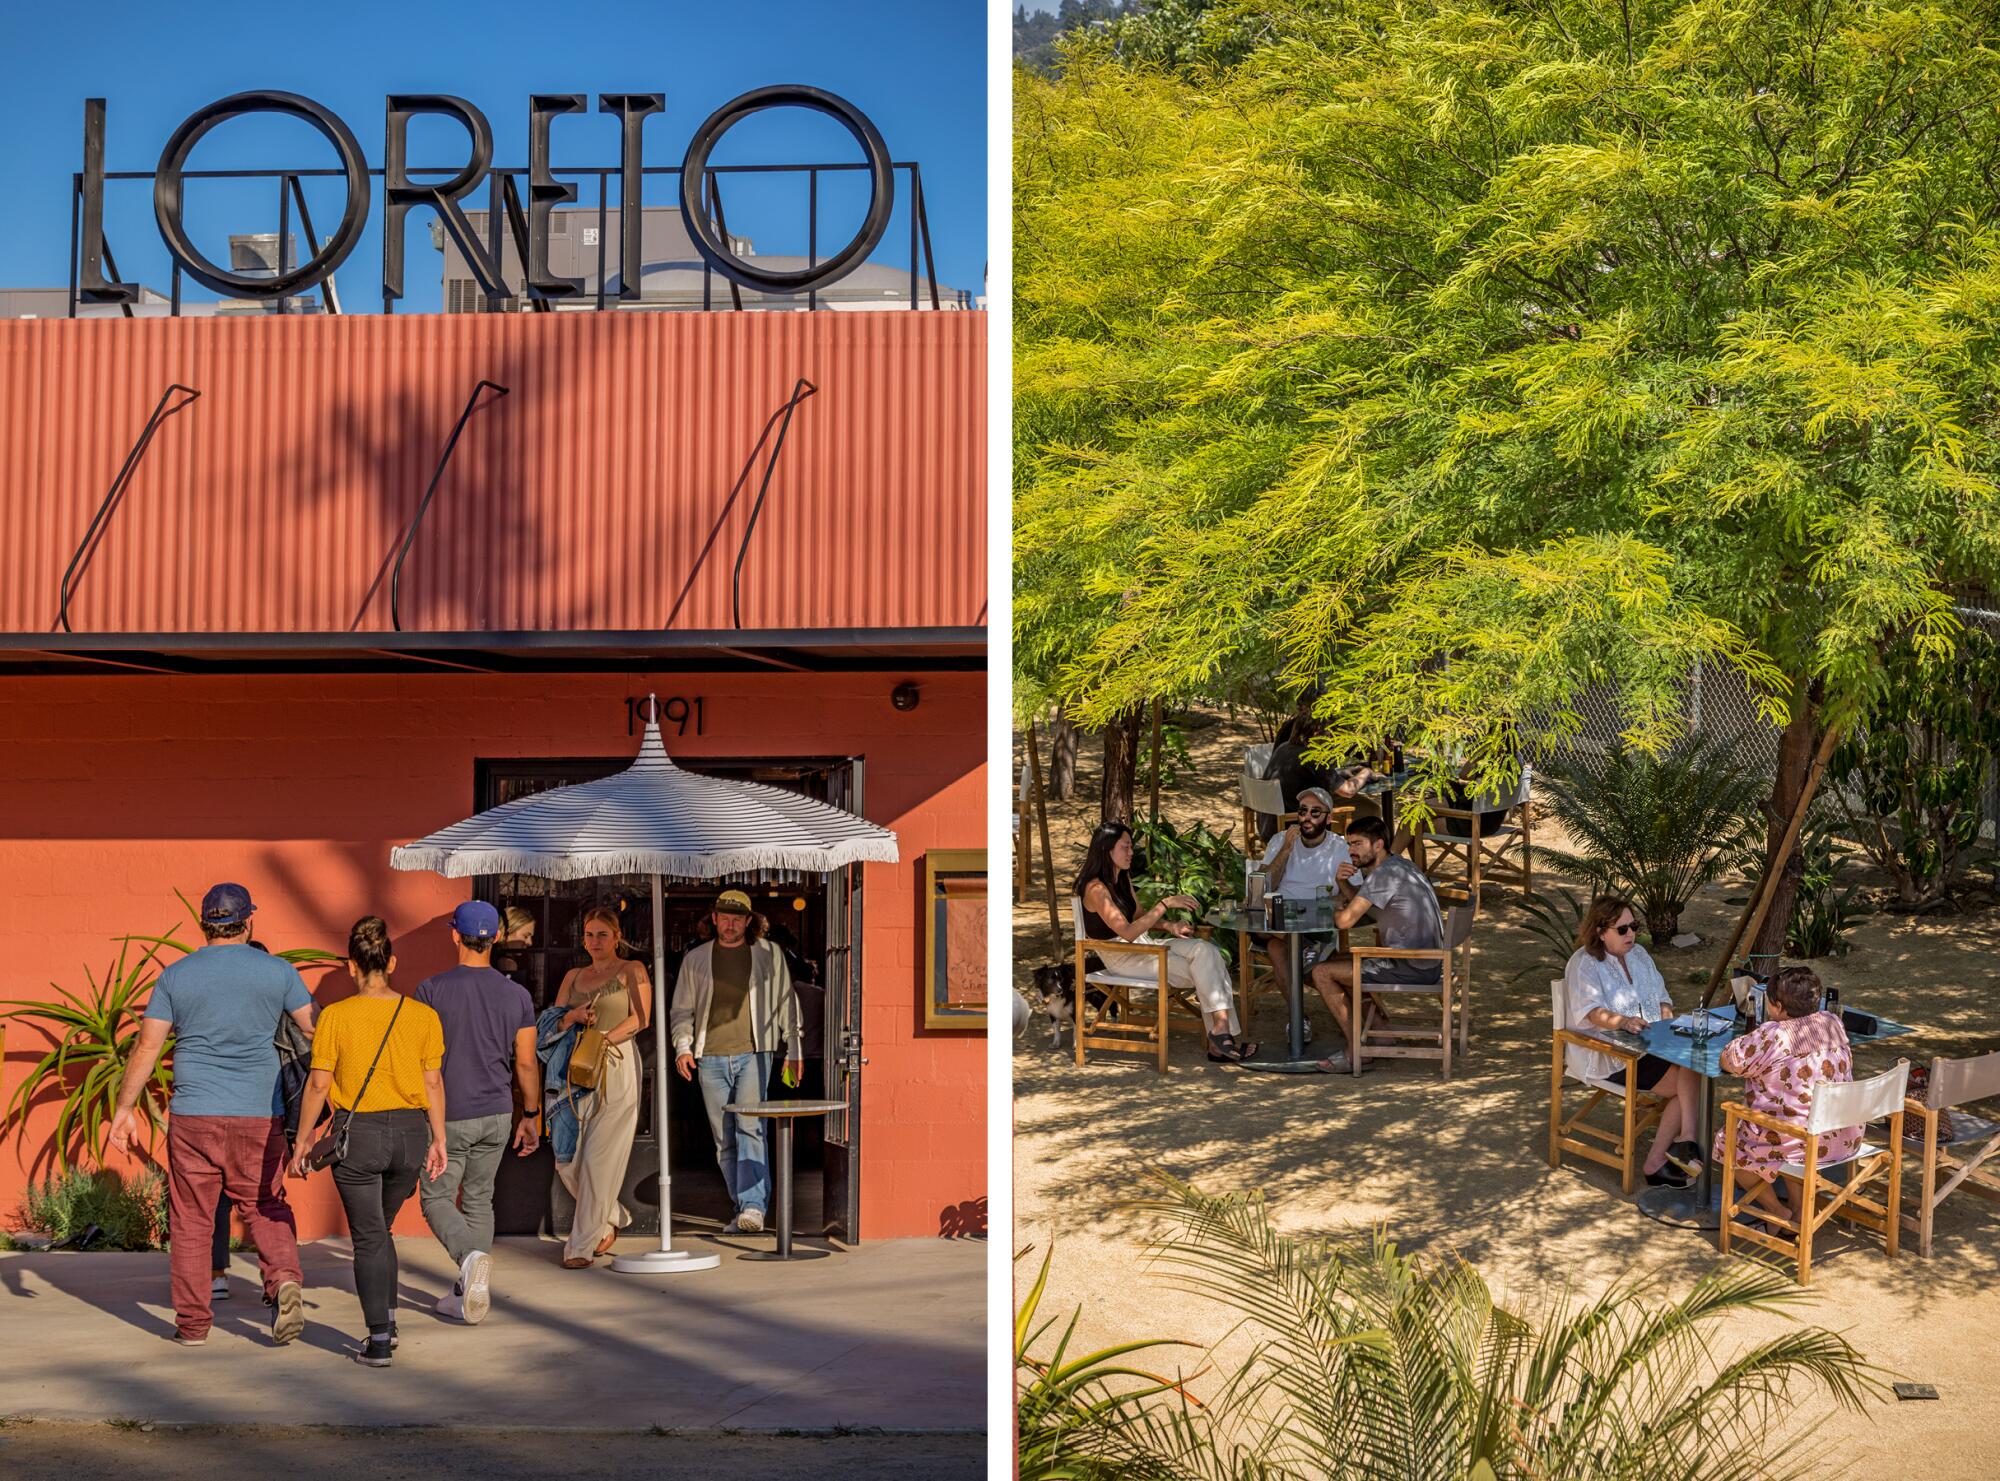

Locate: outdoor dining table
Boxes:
[725,1098,846,1261]
[1619,1002,1914,1230]
[1205,900,1347,1075]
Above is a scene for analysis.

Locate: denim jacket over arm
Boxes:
[534,1005,591,1164]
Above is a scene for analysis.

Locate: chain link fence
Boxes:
[1540,609,2000,849]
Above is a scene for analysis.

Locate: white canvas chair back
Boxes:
[1069,896,1086,941]
[1806,1060,1909,1136]
[1551,976,1588,1084]
[1444,902,1474,951]
[1244,743,1273,785]
[1242,743,1285,816]
[1932,1049,2000,1109]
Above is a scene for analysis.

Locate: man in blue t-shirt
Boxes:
[414,900,539,1325]
[108,883,317,1347]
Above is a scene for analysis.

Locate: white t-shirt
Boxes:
[1563,944,1671,1084]
[1258,829,1351,900]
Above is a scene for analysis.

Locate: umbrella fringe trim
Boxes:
[388,842,901,879]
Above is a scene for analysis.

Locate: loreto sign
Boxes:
[77,86,895,309]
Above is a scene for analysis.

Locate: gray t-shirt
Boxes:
[1357,855,1443,954]
[145,943,313,1117]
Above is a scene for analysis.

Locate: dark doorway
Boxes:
[471,754,861,1241]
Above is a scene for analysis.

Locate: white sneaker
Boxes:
[736,1207,765,1234]
[210,1275,231,1300]
[436,1291,466,1321]
[458,1250,491,1325]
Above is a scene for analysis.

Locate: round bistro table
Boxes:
[724,1098,846,1261]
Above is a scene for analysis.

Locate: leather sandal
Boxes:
[595,1229,617,1256]
[1205,1032,1260,1063]
[561,1256,593,1269]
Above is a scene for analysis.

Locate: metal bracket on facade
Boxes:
[388,379,510,632]
[57,384,201,633]
[731,377,819,629]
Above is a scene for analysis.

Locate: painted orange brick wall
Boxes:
[0,671,985,1241]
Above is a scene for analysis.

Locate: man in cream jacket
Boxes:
[670,889,802,1234]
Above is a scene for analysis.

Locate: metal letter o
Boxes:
[677,85,894,296]
[153,91,371,300]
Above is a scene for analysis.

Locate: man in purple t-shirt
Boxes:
[414,901,538,1325]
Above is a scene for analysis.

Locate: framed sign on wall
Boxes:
[923,848,987,1031]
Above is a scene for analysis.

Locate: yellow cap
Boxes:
[715,889,754,915]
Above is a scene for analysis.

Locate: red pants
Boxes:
[166,1115,301,1339]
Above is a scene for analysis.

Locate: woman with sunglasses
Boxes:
[1562,896,1703,1188]
[1075,822,1257,1063]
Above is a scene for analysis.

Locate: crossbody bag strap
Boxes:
[346,996,406,1113]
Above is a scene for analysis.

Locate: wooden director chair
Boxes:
[1720,1060,1909,1286]
[1069,898,1200,1072]
[1901,1049,2000,1259]
[1548,978,1668,1194]
[1347,888,1475,1080]
[1411,770,1534,911]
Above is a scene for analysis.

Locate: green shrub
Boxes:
[1783,828,1863,960]
[17,1167,168,1251]
[1829,628,2000,909]
[1132,816,1248,966]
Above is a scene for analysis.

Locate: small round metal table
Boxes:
[725,1098,846,1261]
[1206,903,1345,1074]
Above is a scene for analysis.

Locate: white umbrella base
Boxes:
[611,1248,722,1274]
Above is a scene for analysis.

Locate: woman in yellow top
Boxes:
[290,916,446,1367]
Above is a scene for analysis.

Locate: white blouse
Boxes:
[1562,944,1672,1084]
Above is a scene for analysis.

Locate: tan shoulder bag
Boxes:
[565,975,620,1091]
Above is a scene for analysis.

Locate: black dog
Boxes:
[1030,958,1117,1049]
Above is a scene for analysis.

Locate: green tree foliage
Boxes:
[1017,1174,1879,1479]
[1016,0,2000,940]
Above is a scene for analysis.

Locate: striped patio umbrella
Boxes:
[389,702,898,1276]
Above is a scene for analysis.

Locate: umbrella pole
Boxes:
[611,874,719,1274]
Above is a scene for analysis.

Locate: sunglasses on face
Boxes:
[1611,922,1636,937]
[1298,808,1328,820]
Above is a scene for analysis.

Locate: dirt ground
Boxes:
[1012,706,2000,1478]
[0,1422,983,1480]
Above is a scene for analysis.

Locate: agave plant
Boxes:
[1020,1174,1881,1480]
[0,931,180,1171]
[1537,737,1768,943]
[0,894,337,1171]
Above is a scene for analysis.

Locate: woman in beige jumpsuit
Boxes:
[554,907,650,1267]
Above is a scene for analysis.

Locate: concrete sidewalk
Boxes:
[0,1234,985,1432]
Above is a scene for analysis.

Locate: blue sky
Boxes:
[0,0,987,313]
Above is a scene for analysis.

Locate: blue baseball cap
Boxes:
[451,900,501,943]
[200,882,255,928]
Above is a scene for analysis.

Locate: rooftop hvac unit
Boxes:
[230,234,296,275]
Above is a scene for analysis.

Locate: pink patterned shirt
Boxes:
[1712,1011,1860,1180]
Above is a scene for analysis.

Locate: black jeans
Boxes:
[330,1109,428,1333]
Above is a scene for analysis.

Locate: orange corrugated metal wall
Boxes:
[0,311,985,633]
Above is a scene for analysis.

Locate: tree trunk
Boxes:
[1749,681,1824,964]
[1100,707,1143,826]
[1049,706,1079,800]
